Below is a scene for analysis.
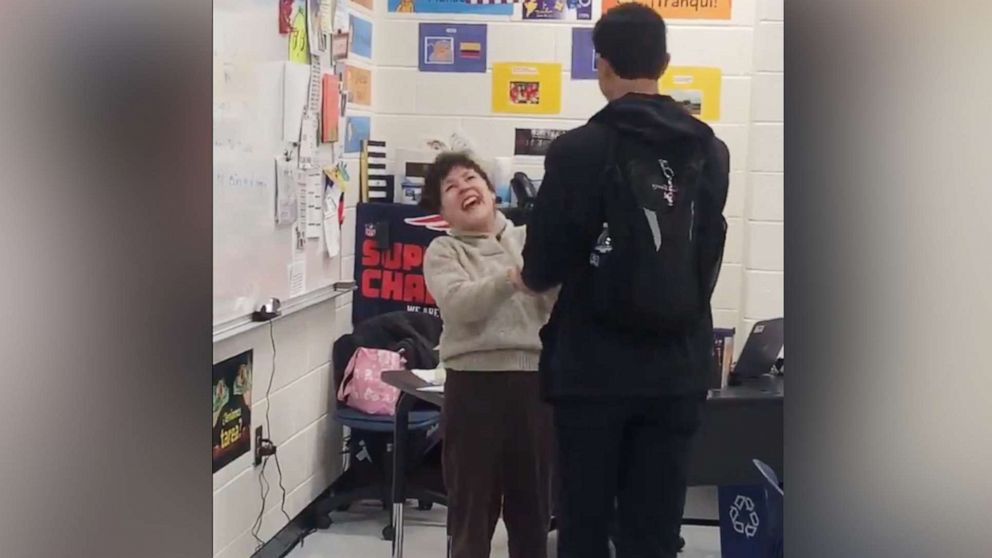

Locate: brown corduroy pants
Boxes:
[442,370,553,558]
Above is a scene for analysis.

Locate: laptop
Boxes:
[732,318,784,379]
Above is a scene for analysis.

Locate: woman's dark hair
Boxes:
[419,151,494,213]
[593,3,668,80]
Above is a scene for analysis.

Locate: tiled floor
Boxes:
[288,501,721,558]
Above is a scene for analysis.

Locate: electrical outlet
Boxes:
[254,426,264,466]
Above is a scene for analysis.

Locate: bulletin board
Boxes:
[214,1,355,330]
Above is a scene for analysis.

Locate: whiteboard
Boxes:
[213,1,344,327]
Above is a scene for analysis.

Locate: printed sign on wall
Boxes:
[492,62,562,115]
[523,0,592,20]
[659,66,722,121]
[570,27,597,80]
[602,0,732,20]
[344,115,371,153]
[353,203,448,325]
[212,351,253,473]
[349,14,373,59]
[345,64,372,106]
[418,23,488,73]
[514,128,568,156]
[389,0,513,15]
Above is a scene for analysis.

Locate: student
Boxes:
[517,5,731,558]
[421,152,555,558]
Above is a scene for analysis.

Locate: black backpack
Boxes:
[587,129,727,336]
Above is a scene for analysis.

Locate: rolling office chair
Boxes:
[312,313,446,540]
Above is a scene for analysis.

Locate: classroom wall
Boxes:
[211,162,362,558]
[368,0,784,350]
[211,294,353,558]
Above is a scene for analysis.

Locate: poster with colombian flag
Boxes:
[602,0,732,20]
[419,23,488,73]
[492,62,562,115]
[659,66,722,122]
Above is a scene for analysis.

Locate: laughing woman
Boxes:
[421,152,555,558]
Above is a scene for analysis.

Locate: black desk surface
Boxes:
[383,369,783,406]
[382,370,784,487]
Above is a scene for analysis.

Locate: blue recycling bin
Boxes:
[718,484,781,558]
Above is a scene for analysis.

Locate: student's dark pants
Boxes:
[553,394,706,558]
[443,370,553,558]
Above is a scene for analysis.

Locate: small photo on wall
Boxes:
[424,37,455,64]
[669,89,703,116]
[514,128,568,157]
[344,115,371,154]
[510,81,541,105]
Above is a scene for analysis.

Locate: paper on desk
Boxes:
[417,385,445,393]
[411,367,446,385]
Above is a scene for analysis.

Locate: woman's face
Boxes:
[439,165,496,233]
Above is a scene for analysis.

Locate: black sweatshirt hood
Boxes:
[590,93,715,148]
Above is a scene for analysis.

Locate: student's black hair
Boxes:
[420,151,494,213]
[593,3,668,80]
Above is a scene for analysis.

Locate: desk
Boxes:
[382,370,784,558]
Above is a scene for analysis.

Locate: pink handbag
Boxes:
[337,347,406,416]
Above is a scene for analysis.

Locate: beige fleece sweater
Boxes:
[423,213,556,372]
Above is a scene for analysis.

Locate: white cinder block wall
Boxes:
[211,294,354,558]
[371,0,783,351]
[742,0,784,342]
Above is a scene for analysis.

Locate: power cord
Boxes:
[250,320,293,551]
[267,321,292,525]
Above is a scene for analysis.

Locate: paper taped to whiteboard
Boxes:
[284,62,310,143]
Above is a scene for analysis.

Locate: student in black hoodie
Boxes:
[517,4,730,558]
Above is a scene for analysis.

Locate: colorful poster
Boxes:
[418,23,487,73]
[602,0,732,20]
[492,62,562,115]
[345,64,372,106]
[353,204,446,325]
[350,15,373,59]
[523,0,592,20]
[279,0,293,34]
[212,351,253,473]
[388,0,513,15]
[321,74,340,143]
[288,0,310,63]
[570,27,596,80]
[514,128,568,156]
[344,115,371,153]
[659,66,722,121]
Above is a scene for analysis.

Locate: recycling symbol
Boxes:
[729,495,760,538]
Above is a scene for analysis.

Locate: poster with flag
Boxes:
[418,23,488,73]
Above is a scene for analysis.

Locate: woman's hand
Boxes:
[508,267,538,296]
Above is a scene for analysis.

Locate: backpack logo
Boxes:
[651,159,678,208]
